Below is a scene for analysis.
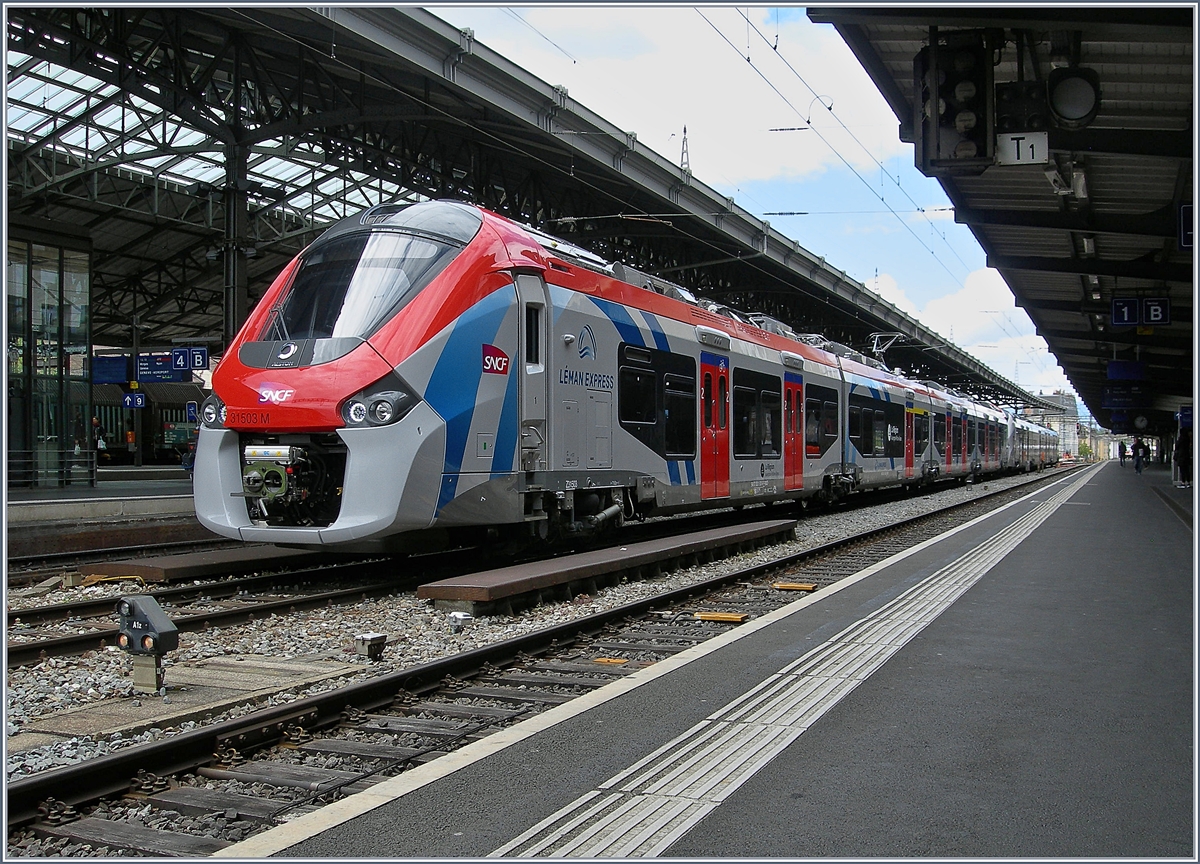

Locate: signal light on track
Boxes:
[115,595,179,657]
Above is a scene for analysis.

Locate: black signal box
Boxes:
[115,595,179,656]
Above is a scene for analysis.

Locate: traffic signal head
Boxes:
[914,31,995,176]
[995,80,1049,133]
[115,595,179,656]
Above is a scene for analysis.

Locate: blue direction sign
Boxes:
[186,401,198,423]
[1110,298,1139,327]
[122,392,147,409]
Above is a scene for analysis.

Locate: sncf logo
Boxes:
[258,387,295,404]
[482,344,510,375]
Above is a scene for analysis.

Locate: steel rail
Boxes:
[7,466,1081,827]
[6,563,403,668]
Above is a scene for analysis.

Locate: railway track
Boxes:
[2,476,971,668]
[7,466,1083,855]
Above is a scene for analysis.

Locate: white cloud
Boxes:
[864,273,920,318]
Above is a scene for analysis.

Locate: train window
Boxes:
[264,232,461,342]
[872,412,886,456]
[663,375,696,457]
[618,368,656,425]
[718,376,727,429]
[822,401,838,441]
[785,391,793,435]
[703,373,713,429]
[805,399,821,450]
[934,413,946,449]
[733,386,757,457]
[624,346,653,366]
[952,418,962,452]
[525,306,540,365]
[849,406,861,444]
[915,414,930,455]
[760,390,781,457]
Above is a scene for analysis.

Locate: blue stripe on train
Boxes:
[640,310,670,352]
[587,295,646,347]
[491,361,518,476]
[426,286,512,515]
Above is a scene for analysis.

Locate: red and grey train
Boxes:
[193,200,1058,552]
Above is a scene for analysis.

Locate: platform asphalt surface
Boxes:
[230,463,1192,858]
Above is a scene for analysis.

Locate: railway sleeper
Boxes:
[146,786,317,824]
[295,738,447,765]
[197,762,380,796]
[476,672,610,690]
[31,816,231,858]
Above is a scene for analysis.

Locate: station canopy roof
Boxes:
[807,7,1194,435]
[6,7,1112,416]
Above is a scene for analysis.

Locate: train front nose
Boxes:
[194,395,448,549]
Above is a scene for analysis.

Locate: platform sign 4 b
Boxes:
[172,347,210,371]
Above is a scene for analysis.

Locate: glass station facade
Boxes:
[7,225,92,486]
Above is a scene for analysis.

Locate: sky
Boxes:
[426,5,1083,410]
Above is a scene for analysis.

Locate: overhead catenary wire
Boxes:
[734,9,974,276]
[697,10,968,288]
[700,9,969,286]
[504,9,577,65]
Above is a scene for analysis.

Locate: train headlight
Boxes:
[341,373,420,428]
[370,400,394,424]
[201,395,226,428]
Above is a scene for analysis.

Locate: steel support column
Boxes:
[223,144,249,348]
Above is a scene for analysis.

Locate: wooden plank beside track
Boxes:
[417,519,797,605]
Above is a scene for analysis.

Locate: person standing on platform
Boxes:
[1173,429,1191,488]
[1118,440,1127,466]
[1133,437,1145,475]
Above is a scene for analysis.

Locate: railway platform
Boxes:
[223,460,1193,858]
[6,467,200,560]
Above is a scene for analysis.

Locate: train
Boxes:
[193,199,1058,553]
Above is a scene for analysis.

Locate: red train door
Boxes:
[784,373,803,490]
[700,352,729,499]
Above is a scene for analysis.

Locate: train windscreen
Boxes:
[261,230,463,342]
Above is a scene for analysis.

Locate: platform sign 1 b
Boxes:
[189,347,209,370]
[1110,298,1139,327]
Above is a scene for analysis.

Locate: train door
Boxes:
[516,274,549,472]
[904,390,915,479]
[784,373,803,490]
[700,351,729,498]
